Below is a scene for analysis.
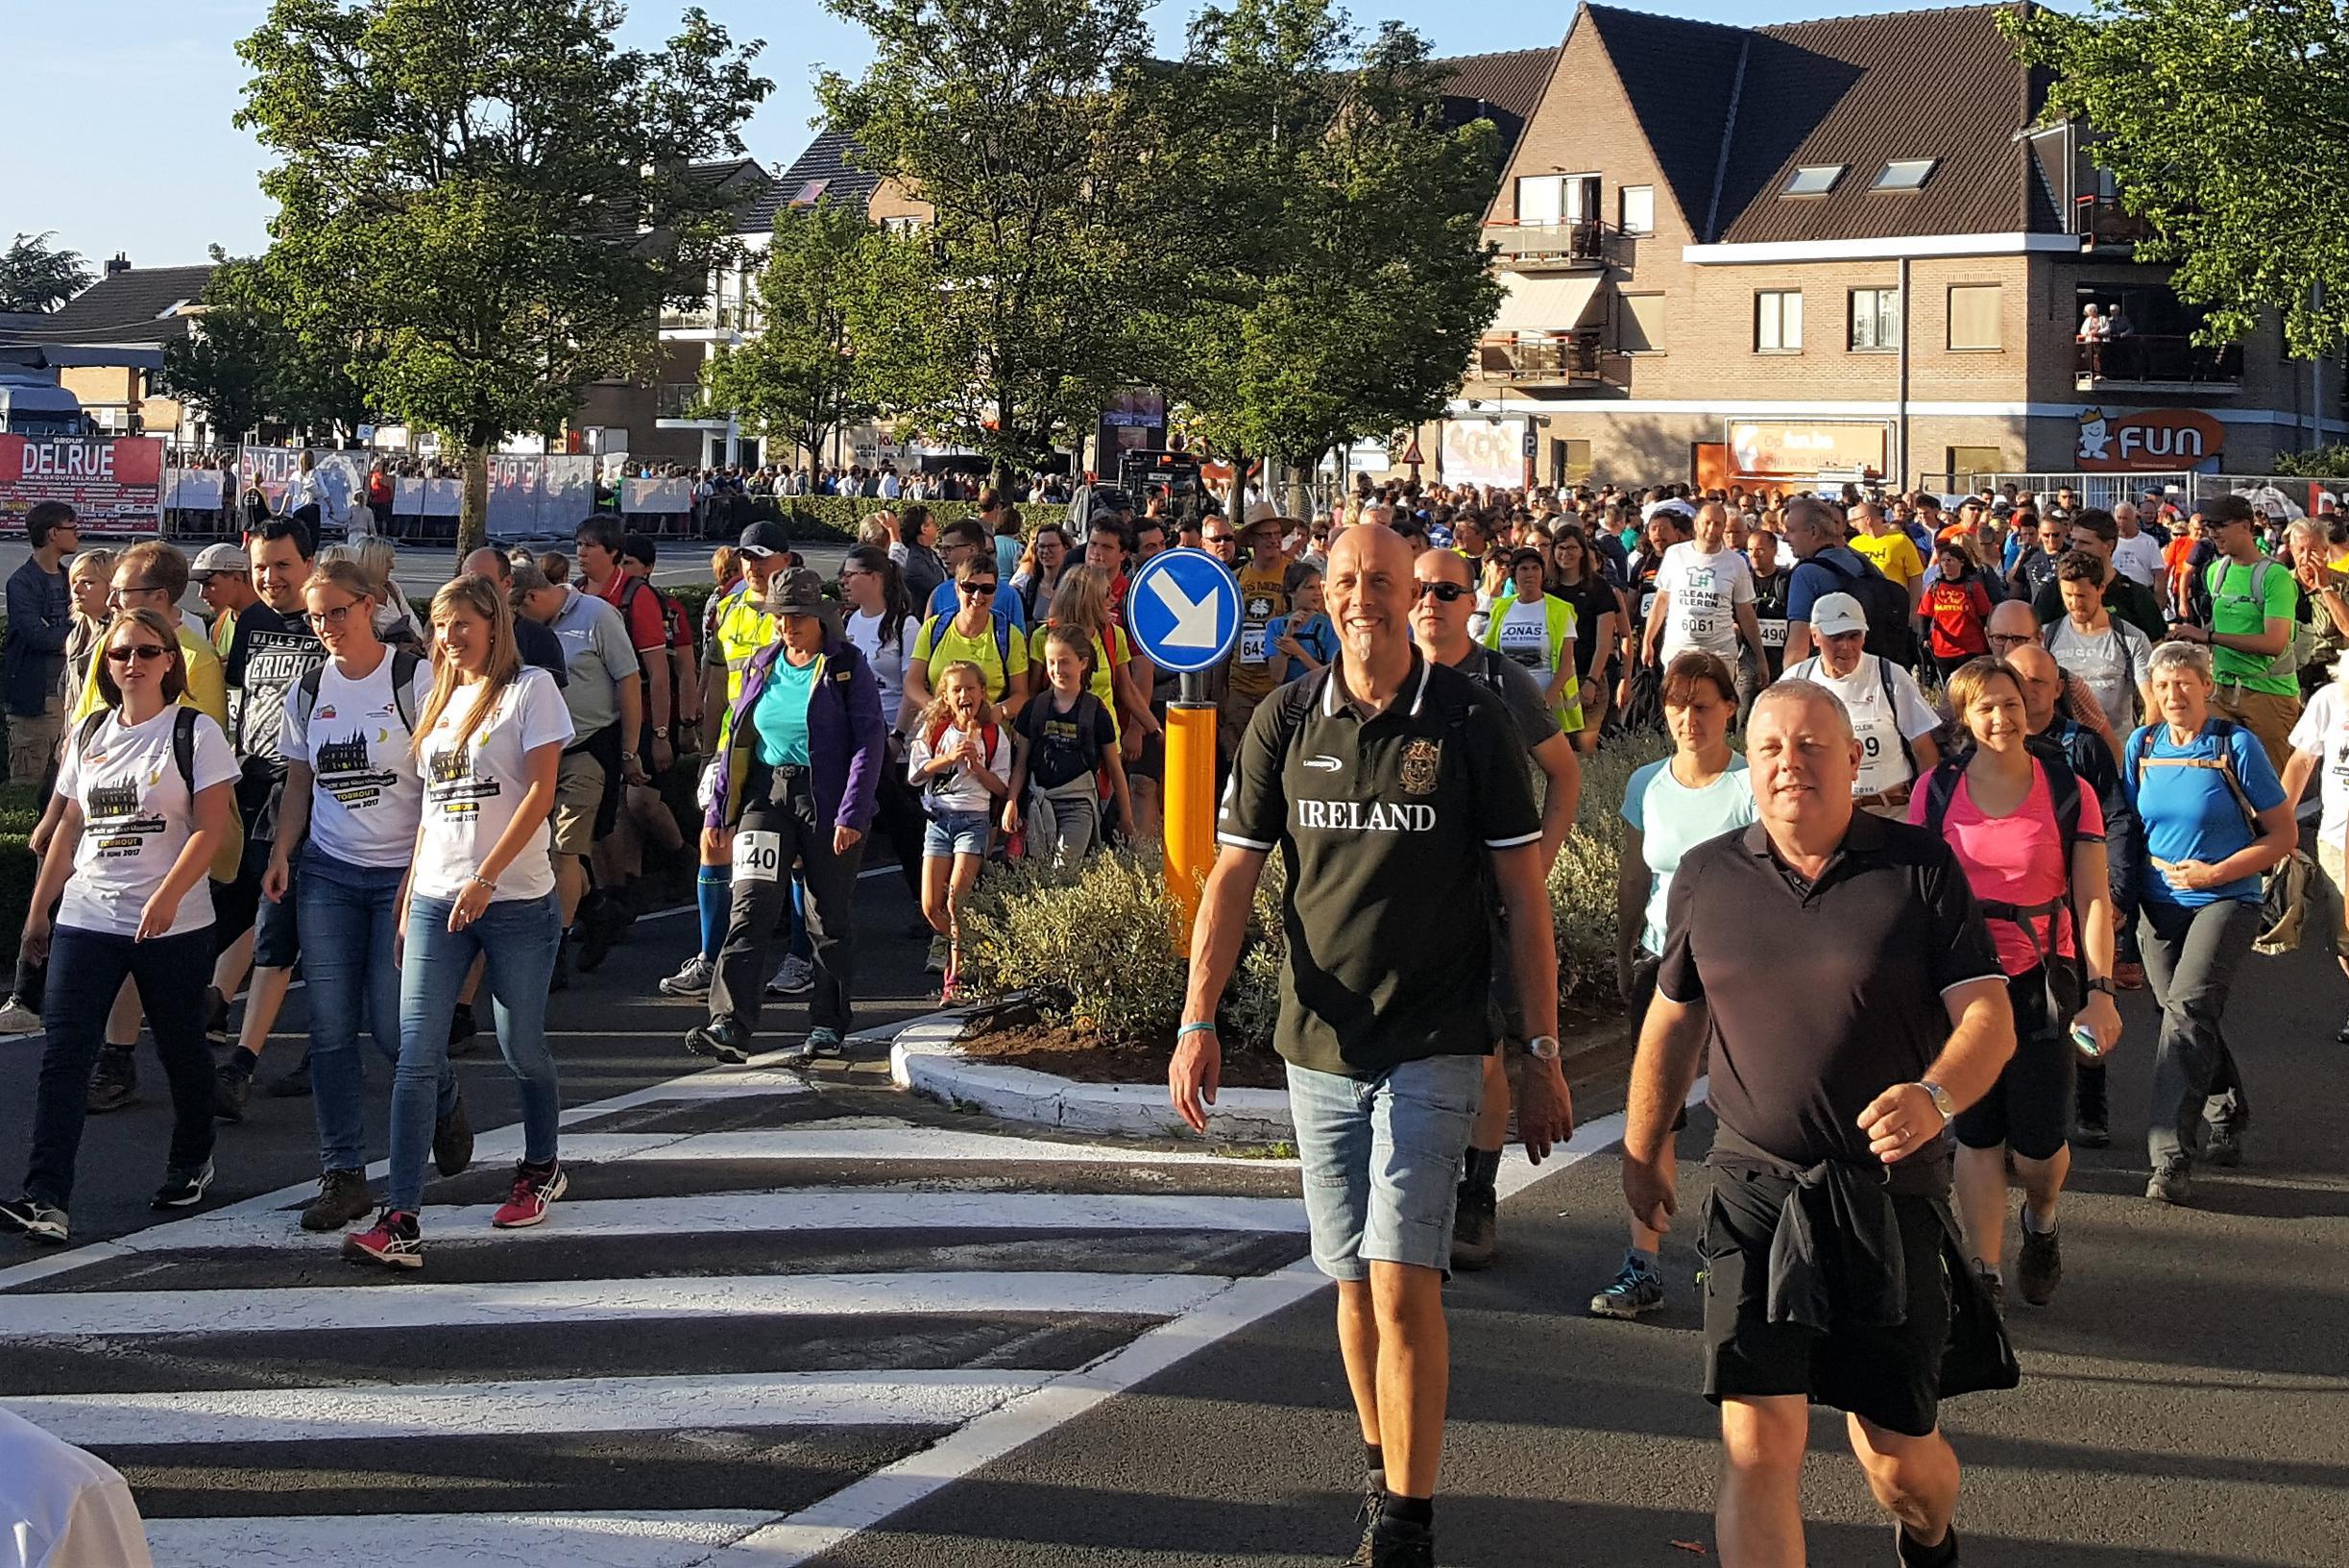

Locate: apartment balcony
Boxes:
[2075,335,2242,394]
[655,382,717,422]
[1478,329,1607,388]
[2071,194,2155,253]
[1483,220,1612,271]
[658,303,759,335]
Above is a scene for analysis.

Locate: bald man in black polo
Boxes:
[1623,679,2017,1568]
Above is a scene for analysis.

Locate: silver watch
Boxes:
[1525,1035,1562,1061]
[1917,1080,1956,1124]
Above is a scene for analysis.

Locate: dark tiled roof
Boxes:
[2,264,213,347]
[688,157,789,235]
[1573,2,2043,245]
[1432,46,1559,129]
[773,129,883,219]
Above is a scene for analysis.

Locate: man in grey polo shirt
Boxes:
[1171,523,1571,1568]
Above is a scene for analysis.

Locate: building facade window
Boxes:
[1619,185,1654,235]
[1517,173,1601,226]
[1756,290,1803,352]
[1619,293,1667,353]
[1849,286,1901,351]
[1947,284,2002,350]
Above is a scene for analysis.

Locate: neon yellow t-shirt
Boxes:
[74,622,230,729]
[1849,530,1925,590]
[913,613,1029,703]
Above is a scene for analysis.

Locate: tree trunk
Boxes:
[1284,455,1314,523]
[1226,443,1249,525]
[456,441,490,562]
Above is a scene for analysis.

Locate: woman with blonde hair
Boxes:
[352,535,423,648]
[345,575,574,1270]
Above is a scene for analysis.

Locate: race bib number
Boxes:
[1240,625,1268,663]
[1638,591,1658,621]
[1852,711,1906,793]
[732,829,783,884]
[1760,619,1788,648]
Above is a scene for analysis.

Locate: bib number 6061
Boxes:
[732,830,783,883]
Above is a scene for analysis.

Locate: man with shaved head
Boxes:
[1172,521,1567,1568]
[1626,677,2017,1568]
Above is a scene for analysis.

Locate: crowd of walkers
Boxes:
[2,469,2342,1564]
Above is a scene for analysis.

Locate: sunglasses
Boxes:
[109,583,168,601]
[107,643,171,663]
[1414,581,1473,603]
[961,582,998,596]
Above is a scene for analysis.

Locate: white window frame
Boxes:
[1849,286,1901,352]
[1619,185,1655,235]
[1756,289,1803,353]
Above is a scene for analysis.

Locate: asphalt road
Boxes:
[2,849,2347,1564]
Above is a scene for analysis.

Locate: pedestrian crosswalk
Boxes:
[0,1052,1323,1568]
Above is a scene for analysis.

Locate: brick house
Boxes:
[1451,1,2344,495]
[0,257,211,440]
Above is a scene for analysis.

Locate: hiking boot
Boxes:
[212,1059,253,1123]
[2015,1224,2063,1307]
[343,1208,424,1269]
[300,1170,376,1233]
[264,1052,313,1098]
[1589,1257,1664,1319]
[658,954,715,999]
[1345,1471,1385,1566]
[0,997,39,1036]
[2146,1158,2193,1206]
[1366,1513,1434,1568]
[448,1001,478,1058]
[2072,1115,2109,1150]
[2203,1122,2244,1168]
[1974,1259,2005,1314]
[1449,1185,1497,1272]
[686,1016,751,1066]
[152,1160,216,1210]
[0,1196,68,1244]
[433,1089,475,1178]
[765,953,815,997]
[85,1048,136,1113]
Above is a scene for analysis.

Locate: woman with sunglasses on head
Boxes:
[267,561,471,1234]
[0,611,238,1242]
[344,576,572,1269]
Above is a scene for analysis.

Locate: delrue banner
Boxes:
[0,435,165,531]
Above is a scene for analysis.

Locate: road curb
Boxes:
[886,1018,1296,1143]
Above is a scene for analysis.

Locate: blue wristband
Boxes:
[1177,1021,1218,1040]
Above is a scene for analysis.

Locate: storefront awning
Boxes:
[1489,274,1605,335]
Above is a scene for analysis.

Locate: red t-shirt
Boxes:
[596,570,668,654]
[1922,574,1993,660]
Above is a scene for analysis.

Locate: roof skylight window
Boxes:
[1782,164,1845,197]
[1873,158,1937,191]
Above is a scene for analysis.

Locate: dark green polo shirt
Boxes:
[1218,651,1540,1077]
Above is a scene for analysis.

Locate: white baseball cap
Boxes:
[189,543,251,580]
[1810,591,1869,638]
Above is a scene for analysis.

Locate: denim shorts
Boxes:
[1286,1053,1487,1281]
[923,808,993,858]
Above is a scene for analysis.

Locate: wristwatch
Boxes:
[1524,1035,1562,1061]
[2085,977,2117,997]
[1917,1080,1956,1125]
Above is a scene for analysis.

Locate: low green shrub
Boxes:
[1551,733,1669,1002]
[762,497,1072,545]
[0,783,46,967]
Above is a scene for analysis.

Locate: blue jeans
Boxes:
[298,850,455,1175]
[23,924,215,1209]
[389,891,562,1215]
[1286,1053,1486,1281]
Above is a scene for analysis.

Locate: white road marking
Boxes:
[141,1509,775,1568]
[552,1125,1296,1168]
[11,1368,1052,1447]
[0,1270,1230,1340]
[128,1190,1306,1252]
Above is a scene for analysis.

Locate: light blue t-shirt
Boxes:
[2123,718,2285,906]
[1622,754,1759,956]
[752,656,818,767]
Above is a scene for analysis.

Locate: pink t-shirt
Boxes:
[1909,760,2103,977]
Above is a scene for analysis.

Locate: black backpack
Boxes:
[1919,752,2088,1023]
[1811,550,1917,667]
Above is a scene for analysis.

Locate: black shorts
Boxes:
[1952,968,2072,1161]
[1701,1167,1951,1437]
[211,839,263,949]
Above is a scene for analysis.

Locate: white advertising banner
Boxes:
[621,477,690,515]
[164,470,225,510]
[1441,418,1527,491]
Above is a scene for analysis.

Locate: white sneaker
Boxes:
[765,953,815,997]
[0,999,40,1036]
[657,954,715,999]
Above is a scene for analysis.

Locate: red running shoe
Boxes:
[491,1161,568,1229]
[342,1208,424,1269]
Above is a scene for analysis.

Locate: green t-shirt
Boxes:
[2208,558,2300,696]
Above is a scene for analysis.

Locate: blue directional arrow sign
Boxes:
[1126,547,1242,674]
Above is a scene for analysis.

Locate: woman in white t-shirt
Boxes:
[344,576,574,1271]
[269,560,464,1236]
[1,609,237,1243]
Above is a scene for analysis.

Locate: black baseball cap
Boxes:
[739,519,791,559]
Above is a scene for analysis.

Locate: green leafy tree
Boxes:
[1164,0,1503,515]
[701,199,912,469]
[2007,0,2349,356]
[2274,445,2349,480]
[818,0,1171,484]
[157,255,282,446]
[0,232,94,314]
[237,0,770,553]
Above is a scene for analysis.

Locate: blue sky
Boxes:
[16,0,2000,269]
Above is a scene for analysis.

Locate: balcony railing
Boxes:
[655,383,711,420]
[659,303,757,331]
[2075,335,2242,389]
[1483,220,1611,267]
[1479,329,1606,383]
[2071,195,2154,250]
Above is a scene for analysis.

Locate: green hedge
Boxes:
[0,783,44,968]
[760,496,1072,545]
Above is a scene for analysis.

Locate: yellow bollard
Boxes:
[1162,701,1218,948]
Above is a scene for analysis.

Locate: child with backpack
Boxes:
[1005,626,1132,868]
[908,662,1012,1001]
